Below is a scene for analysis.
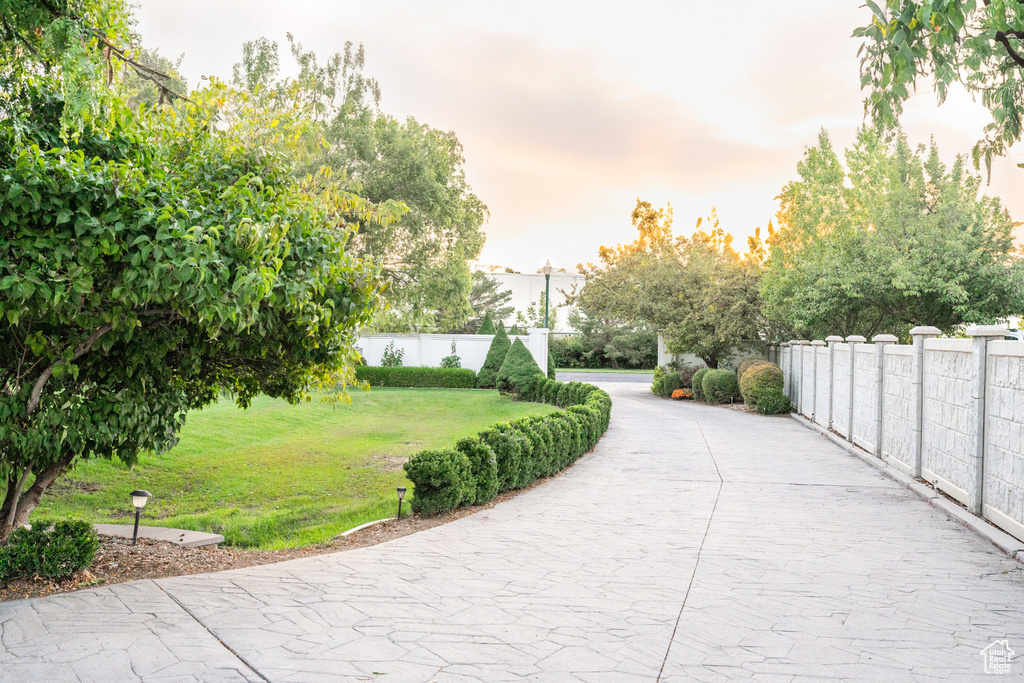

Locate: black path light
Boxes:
[130,490,151,546]
[396,487,407,520]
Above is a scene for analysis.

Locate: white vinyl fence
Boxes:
[773,326,1024,543]
[358,328,550,376]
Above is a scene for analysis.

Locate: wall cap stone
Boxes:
[811,340,826,346]
[910,326,941,336]
[846,335,867,343]
[872,334,899,344]
[825,335,845,343]
[798,340,811,345]
[966,325,1008,338]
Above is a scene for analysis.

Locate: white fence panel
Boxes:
[921,339,975,506]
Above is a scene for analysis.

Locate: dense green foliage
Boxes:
[477,325,510,388]
[496,339,544,398]
[459,274,512,334]
[355,366,477,388]
[739,363,784,407]
[403,380,612,516]
[402,449,472,515]
[691,368,710,402]
[36,391,552,549]
[547,350,557,380]
[761,129,1023,340]
[0,519,98,583]
[439,341,462,369]
[854,1,1024,171]
[702,370,740,405]
[229,36,488,333]
[652,366,684,398]
[755,388,793,416]
[380,341,405,367]
[736,357,768,382]
[553,312,658,370]
[0,0,399,542]
[575,201,763,368]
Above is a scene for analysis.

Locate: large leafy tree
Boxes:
[0,0,398,541]
[230,36,488,332]
[575,201,763,368]
[855,0,1024,171]
[761,128,1024,339]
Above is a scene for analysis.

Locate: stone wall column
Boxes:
[825,336,845,429]
[872,334,899,457]
[910,326,941,478]
[846,335,867,444]
[966,325,1005,515]
[811,340,826,421]
[798,340,811,415]
[789,339,801,407]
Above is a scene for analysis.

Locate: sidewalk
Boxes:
[2,383,1023,681]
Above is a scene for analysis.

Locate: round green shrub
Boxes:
[0,519,99,583]
[455,437,497,505]
[479,427,524,492]
[691,367,710,402]
[702,369,740,405]
[736,356,769,381]
[477,325,511,388]
[756,387,793,415]
[652,365,683,398]
[739,362,784,407]
[496,338,544,397]
[403,449,473,515]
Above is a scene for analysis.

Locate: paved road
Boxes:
[555,371,652,384]
[3,383,1024,682]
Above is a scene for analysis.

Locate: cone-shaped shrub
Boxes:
[403,449,472,515]
[478,312,495,335]
[496,338,544,397]
[477,325,511,388]
[691,368,710,402]
[547,350,557,379]
[509,324,521,335]
[455,437,498,504]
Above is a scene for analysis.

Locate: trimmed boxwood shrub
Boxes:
[478,312,496,335]
[355,366,477,388]
[403,449,473,515]
[455,437,498,505]
[756,387,793,415]
[478,427,524,491]
[497,338,544,398]
[477,325,511,388]
[652,365,683,398]
[0,519,99,583]
[702,369,740,405]
[739,362,784,407]
[691,368,710,402]
[547,350,557,380]
[735,356,767,381]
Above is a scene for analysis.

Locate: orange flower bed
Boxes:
[671,388,693,400]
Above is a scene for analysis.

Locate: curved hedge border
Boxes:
[403,378,612,516]
[355,366,477,388]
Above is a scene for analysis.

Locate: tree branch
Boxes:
[995,31,1024,69]
[26,323,113,415]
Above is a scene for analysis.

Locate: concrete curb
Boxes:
[790,413,1024,565]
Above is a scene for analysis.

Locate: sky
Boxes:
[135,1,1024,273]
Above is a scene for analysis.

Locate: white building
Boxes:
[481,269,584,333]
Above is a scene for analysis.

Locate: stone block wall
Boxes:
[771,326,1024,543]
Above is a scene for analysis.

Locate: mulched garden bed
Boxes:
[0,475,559,602]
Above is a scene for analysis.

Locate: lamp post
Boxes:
[396,486,407,520]
[129,490,151,546]
[542,259,553,328]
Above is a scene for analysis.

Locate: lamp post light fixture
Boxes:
[396,486,407,520]
[129,490,151,546]
[542,259,553,329]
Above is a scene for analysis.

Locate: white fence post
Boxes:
[966,326,1004,515]
[846,336,866,444]
[797,340,811,414]
[811,340,825,422]
[910,326,940,478]
[872,334,898,458]
[783,342,793,397]
[528,328,550,377]
[825,336,844,429]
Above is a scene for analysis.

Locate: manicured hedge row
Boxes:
[403,377,612,516]
[355,366,477,388]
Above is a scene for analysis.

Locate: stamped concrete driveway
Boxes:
[3,382,1024,682]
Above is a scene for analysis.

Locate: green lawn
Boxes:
[35,389,556,550]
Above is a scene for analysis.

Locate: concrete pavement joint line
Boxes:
[657,419,723,683]
[790,412,1024,565]
[154,581,271,683]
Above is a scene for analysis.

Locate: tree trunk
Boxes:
[0,454,74,544]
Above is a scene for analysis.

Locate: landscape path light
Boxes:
[130,490,151,546]
[396,486,407,520]
[542,260,553,328]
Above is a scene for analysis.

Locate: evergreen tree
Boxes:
[477,312,495,335]
[496,339,544,397]
[477,325,511,388]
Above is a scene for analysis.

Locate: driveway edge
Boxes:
[789,412,1024,565]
